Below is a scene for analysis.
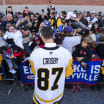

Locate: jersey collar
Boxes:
[43,43,59,50]
[45,43,56,47]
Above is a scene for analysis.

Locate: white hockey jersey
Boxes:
[29,43,73,104]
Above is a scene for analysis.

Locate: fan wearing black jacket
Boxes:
[72,37,92,68]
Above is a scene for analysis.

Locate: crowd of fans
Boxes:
[0,1,104,92]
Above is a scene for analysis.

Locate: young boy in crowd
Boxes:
[72,37,92,92]
[73,37,92,68]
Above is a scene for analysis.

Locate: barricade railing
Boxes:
[19,58,103,86]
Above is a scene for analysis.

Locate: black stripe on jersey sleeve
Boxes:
[43,46,59,50]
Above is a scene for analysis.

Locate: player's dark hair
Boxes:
[40,26,53,40]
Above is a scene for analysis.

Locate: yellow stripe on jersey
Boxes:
[29,60,36,76]
[65,59,74,78]
[33,94,39,104]
[34,90,63,103]
[33,94,60,104]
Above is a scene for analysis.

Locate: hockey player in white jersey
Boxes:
[29,26,74,104]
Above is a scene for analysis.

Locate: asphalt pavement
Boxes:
[0,81,104,104]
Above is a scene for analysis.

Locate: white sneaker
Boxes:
[9,69,17,74]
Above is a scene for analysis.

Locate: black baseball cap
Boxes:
[20,22,29,30]
[25,6,28,9]
[14,15,18,18]
[20,24,29,31]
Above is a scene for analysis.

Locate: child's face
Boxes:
[9,26,15,32]
[89,30,93,34]
[81,41,88,48]
[83,12,87,17]
[36,40,40,45]
[30,15,34,20]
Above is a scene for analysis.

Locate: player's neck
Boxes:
[45,39,54,43]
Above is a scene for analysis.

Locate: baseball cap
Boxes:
[76,11,81,14]
[66,12,76,20]
[34,36,40,42]
[64,26,73,33]
[44,20,51,26]
[14,15,18,18]
[20,22,29,30]
[20,25,29,31]
[18,12,22,15]
[25,6,28,9]
[90,11,96,14]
